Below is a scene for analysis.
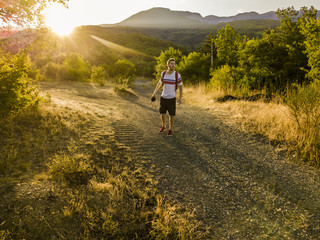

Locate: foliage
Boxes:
[42,61,63,80]
[273,7,310,84]
[214,24,246,67]
[154,47,183,80]
[209,65,240,95]
[300,16,320,82]
[179,51,211,83]
[0,0,68,31]
[111,59,136,79]
[62,52,91,81]
[150,197,209,239]
[90,65,108,86]
[0,49,41,116]
[48,151,94,185]
[285,82,320,165]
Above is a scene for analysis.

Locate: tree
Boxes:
[179,52,211,83]
[274,6,317,83]
[214,24,245,67]
[113,59,136,79]
[300,19,320,82]
[62,53,91,81]
[239,30,289,91]
[299,8,320,82]
[0,0,68,31]
[154,47,183,80]
[200,33,217,69]
[0,49,41,116]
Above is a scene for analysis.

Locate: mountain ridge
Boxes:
[108,7,279,28]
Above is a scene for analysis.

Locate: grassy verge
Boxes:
[184,83,318,167]
[0,105,208,239]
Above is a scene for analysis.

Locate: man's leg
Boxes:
[161,114,166,127]
[169,115,174,130]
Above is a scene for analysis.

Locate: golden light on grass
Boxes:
[184,84,298,149]
[91,35,143,55]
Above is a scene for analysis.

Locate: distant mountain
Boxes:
[204,11,278,25]
[115,8,211,28]
[110,7,279,28]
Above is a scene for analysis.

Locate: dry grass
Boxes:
[184,84,310,164]
[0,102,208,239]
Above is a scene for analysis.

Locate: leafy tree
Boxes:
[274,6,316,83]
[299,9,320,82]
[179,52,211,83]
[0,49,41,116]
[112,59,136,79]
[91,65,108,86]
[239,31,289,92]
[0,0,68,31]
[62,53,91,81]
[214,24,245,67]
[154,47,183,80]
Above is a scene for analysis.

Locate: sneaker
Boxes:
[158,126,166,133]
[167,130,173,136]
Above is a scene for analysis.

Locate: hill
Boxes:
[109,7,279,29]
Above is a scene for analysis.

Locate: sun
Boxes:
[44,4,77,36]
[49,24,75,36]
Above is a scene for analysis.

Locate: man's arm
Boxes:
[177,85,183,105]
[151,80,163,98]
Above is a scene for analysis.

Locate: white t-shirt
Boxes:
[160,71,182,99]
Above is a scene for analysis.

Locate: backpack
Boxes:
[161,71,179,91]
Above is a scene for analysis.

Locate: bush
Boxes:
[48,151,94,185]
[91,65,108,86]
[112,59,136,79]
[179,52,211,84]
[42,61,64,81]
[62,53,91,81]
[209,64,248,95]
[0,49,41,116]
[285,82,320,165]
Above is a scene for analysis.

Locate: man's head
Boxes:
[167,58,176,71]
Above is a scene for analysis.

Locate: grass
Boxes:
[0,103,208,239]
[184,83,319,166]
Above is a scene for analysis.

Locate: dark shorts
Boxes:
[159,97,176,116]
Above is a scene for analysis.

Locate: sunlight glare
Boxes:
[45,4,77,36]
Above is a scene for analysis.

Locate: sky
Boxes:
[44,0,320,35]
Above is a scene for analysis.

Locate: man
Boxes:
[151,58,183,136]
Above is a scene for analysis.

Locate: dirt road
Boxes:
[42,79,320,239]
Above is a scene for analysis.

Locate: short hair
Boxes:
[167,58,175,66]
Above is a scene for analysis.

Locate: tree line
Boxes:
[155,7,319,96]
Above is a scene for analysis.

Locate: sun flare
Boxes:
[45,4,77,36]
[49,24,74,36]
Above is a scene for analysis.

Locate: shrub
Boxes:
[179,52,211,84]
[42,61,64,81]
[285,82,320,165]
[48,152,94,185]
[62,53,91,81]
[91,65,108,86]
[0,49,41,116]
[112,59,136,79]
